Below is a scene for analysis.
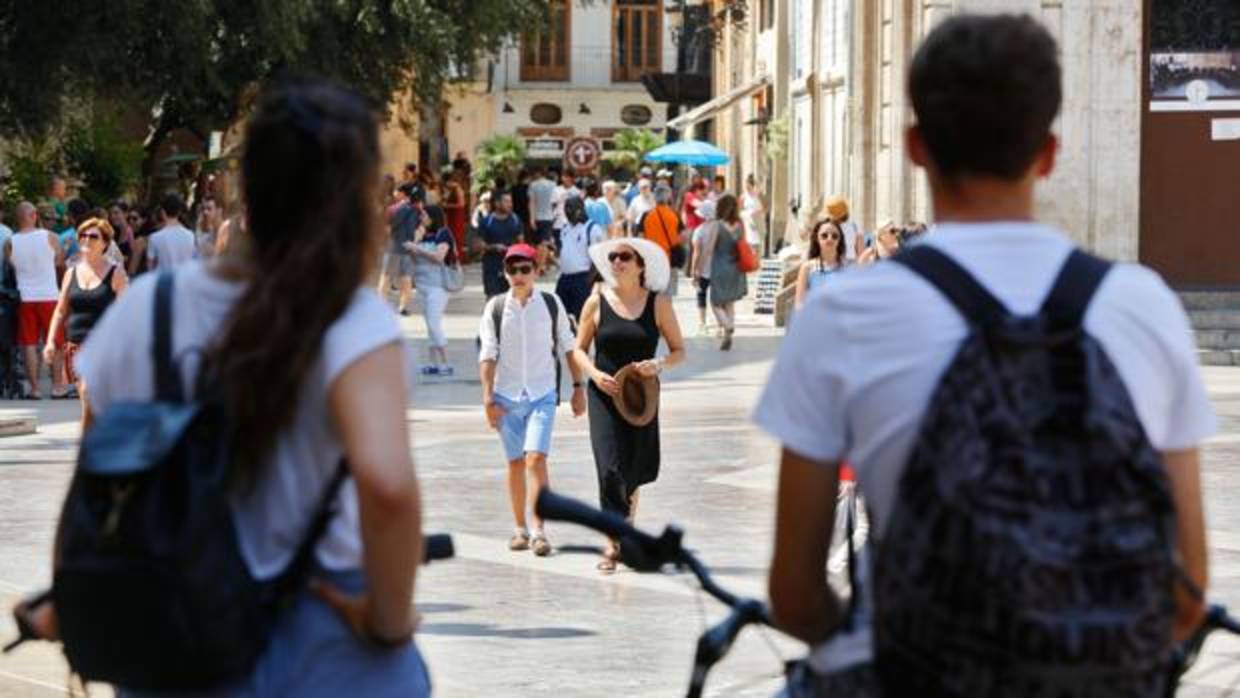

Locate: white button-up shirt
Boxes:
[478,290,575,401]
[558,221,605,275]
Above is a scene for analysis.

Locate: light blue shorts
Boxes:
[117,568,430,698]
[495,391,557,461]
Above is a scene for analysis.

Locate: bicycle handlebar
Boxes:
[536,489,774,698]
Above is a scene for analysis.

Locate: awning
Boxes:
[667,74,770,131]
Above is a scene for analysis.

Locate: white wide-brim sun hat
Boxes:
[589,237,671,293]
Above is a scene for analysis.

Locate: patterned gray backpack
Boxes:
[874,246,1185,697]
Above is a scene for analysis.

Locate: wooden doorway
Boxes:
[1140,0,1240,287]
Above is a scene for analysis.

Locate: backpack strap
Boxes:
[490,294,505,348]
[542,291,562,405]
[152,272,183,402]
[1040,249,1112,329]
[893,245,1009,328]
[269,458,350,601]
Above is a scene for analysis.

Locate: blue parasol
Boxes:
[644,139,731,166]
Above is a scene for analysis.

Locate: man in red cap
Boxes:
[478,244,585,557]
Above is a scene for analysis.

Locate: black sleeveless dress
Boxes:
[588,290,661,517]
[66,265,118,345]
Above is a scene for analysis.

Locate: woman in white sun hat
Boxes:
[570,237,686,573]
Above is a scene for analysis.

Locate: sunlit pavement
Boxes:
[2,269,1237,697]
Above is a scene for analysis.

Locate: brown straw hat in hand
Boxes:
[613,364,660,427]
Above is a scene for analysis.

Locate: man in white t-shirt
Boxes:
[756,14,1215,692]
[147,194,197,270]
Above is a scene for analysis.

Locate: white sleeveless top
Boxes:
[10,229,59,301]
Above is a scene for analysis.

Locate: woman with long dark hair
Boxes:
[795,219,846,309]
[701,194,748,351]
[17,79,429,696]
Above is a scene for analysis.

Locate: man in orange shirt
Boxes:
[640,185,684,296]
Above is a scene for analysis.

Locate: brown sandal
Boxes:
[597,543,620,573]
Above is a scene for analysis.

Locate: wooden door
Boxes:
[1140,0,1240,287]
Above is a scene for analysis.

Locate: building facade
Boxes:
[696,0,1239,288]
[492,0,681,165]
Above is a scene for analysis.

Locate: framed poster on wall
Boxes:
[1149,0,1240,111]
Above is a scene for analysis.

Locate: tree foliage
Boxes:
[606,128,666,173]
[472,134,528,194]
[0,1,554,155]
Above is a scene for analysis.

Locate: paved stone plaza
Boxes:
[1,277,1238,697]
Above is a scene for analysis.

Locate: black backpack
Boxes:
[873,246,1183,697]
[52,272,347,690]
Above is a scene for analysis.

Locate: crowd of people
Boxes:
[0,186,223,410]
[2,12,1221,698]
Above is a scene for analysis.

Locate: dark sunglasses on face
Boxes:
[506,264,534,276]
[819,232,840,241]
[608,251,635,263]
[79,232,102,242]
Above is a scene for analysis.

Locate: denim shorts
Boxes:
[117,568,430,698]
[495,391,557,461]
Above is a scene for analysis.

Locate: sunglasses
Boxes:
[78,232,103,242]
[819,232,840,240]
[505,264,534,276]
[608,251,635,263]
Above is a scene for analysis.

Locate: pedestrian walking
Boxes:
[701,194,747,351]
[571,238,685,573]
[5,201,69,399]
[759,15,1213,696]
[58,199,90,268]
[527,168,556,248]
[409,205,457,376]
[856,222,903,265]
[823,196,862,261]
[146,194,197,270]
[639,185,685,297]
[625,179,655,234]
[13,79,431,698]
[740,174,766,258]
[107,201,136,265]
[688,198,718,336]
[43,216,129,424]
[376,183,424,316]
[443,172,469,257]
[794,219,845,309]
[194,195,223,259]
[555,196,606,321]
[476,191,524,299]
[478,244,585,557]
[603,181,627,237]
[583,180,614,231]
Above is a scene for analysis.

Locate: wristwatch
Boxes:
[572,381,584,389]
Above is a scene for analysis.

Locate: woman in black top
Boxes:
[44,216,129,423]
[571,238,685,572]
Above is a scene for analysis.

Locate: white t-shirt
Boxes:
[558,221,605,275]
[755,222,1217,539]
[147,224,197,268]
[76,262,404,579]
[477,291,575,402]
[529,178,556,222]
[10,229,60,301]
[754,222,1217,673]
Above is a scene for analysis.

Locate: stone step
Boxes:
[1179,291,1240,311]
[1197,329,1240,350]
[0,417,37,438]
[1189,310,1240,330]
[1199,349,1240,367]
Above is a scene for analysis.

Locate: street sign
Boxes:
[563,137,601,172]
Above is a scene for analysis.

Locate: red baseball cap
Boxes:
[504,244,538,263]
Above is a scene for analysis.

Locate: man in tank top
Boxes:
[4,202,68,399]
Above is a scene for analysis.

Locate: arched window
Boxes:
[522,0,570,82]
[613,0,662,82]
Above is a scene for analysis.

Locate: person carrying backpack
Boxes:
[478,243,585,558]
[756,14,1215,697]
[11,79,430,697]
